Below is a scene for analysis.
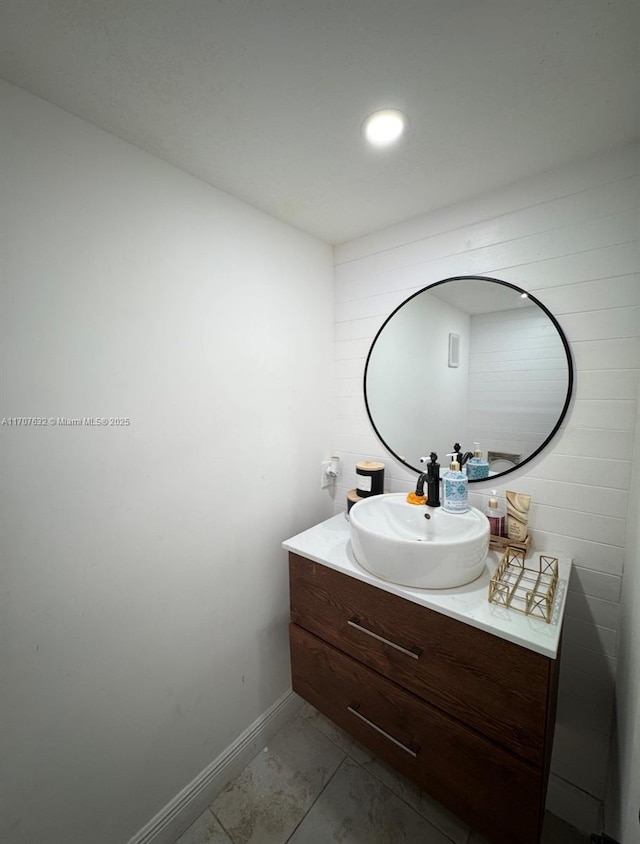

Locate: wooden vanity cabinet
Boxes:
[288,552,560,844]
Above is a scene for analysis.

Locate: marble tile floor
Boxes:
[174,701,590,844]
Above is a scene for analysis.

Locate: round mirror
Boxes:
[364,276,573,481]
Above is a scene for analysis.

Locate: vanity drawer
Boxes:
[289,552,554,767]
[290,622,543,844]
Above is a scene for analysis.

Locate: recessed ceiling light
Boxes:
[362,109,406,147]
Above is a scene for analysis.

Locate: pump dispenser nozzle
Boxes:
[447,452,461,471]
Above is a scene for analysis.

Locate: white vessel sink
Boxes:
[349,493,490,589]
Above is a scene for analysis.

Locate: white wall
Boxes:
[607,380,640,843]
[365,292,469,467]
[333,144,640,834]
[0,81,334,844]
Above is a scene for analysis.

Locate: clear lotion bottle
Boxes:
[442,453,468,513]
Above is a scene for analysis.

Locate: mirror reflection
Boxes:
[364,276,573,481]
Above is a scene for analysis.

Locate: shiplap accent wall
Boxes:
[332,144,640,833]
[467,306,569,463]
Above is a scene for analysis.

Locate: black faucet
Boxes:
[416,452,441,507]
[414,473,429,498]
[426,452,441,507]
[453,442,473,468]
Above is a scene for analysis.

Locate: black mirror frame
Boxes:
[363,275,574,481]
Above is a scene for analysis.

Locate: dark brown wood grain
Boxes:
[290,622,544,844]
[289,552,552,766]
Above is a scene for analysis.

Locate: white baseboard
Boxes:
[127,689,304,844]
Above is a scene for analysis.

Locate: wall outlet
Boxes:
[320,461,332,488]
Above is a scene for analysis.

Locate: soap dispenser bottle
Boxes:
[466,442,490,480]
[485,490,506,536]
[442,453,468,513]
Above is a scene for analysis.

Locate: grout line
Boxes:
[303,706,467,844]
[207,808,234,844]
[281,755,349,844]
[208,803,234,843]
[212,702,593,844]
[340,749,465,844]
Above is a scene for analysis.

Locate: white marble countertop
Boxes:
[283,513,572,659]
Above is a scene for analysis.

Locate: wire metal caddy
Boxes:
[488,547,559,623]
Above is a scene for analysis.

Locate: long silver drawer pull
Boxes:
[347,704,419,758]
[347,618,422,659]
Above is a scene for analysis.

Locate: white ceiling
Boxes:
[1,1,638,244]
